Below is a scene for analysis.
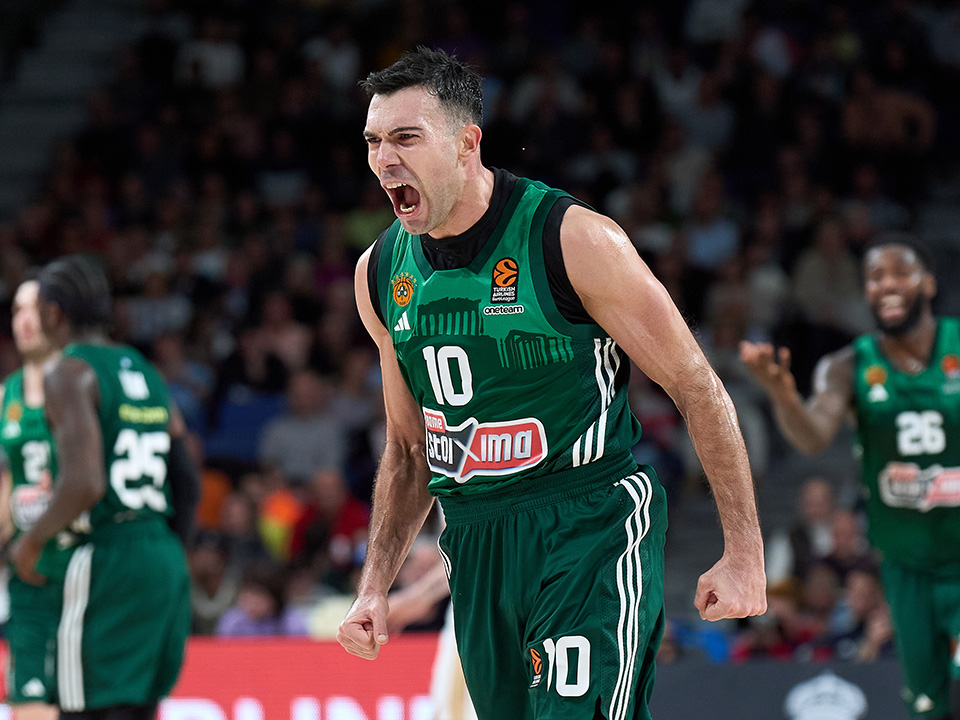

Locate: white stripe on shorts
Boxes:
[58,544,93,712]
[609,472,653,720]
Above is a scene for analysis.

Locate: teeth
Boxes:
[385,182,407,189]
[399,203,416,213]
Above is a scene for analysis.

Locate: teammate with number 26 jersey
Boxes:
[853,317,960,574]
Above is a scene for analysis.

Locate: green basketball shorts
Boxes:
[439,463,668,720]
[57,519,190,712]
[881,560,960,718]
[6,572,62,705]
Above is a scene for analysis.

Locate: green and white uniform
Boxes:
[56,343,190,712]
[0,369,68,705]
[853,317,960,717]
[375,176,668,720]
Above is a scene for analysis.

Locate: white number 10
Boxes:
[422,346,473,406]
[542,636,590,697]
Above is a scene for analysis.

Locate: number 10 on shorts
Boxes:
[529,636,590,697]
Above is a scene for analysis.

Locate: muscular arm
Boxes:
[166,403,200,544]
[740,342,854,455]
[338,248,435,658]
[562,205,765,620]
[27,358,105,545]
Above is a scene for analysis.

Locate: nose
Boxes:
[376,142,400,173]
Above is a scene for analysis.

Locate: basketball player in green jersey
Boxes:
[10,255,196,720]
[338,47,766,720]
[0,280,66,720]
[741,240,960,719]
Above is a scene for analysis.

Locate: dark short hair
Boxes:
[360,46,483,126]
[865,233,936,275]
[37,254,112,328]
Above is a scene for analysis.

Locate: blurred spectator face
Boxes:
[310,468,348,516]
[813,220,847,257]
[831,511,866,560]
[190,541,228,594]
[261,292,293,327]
[803,563,840,614]
[287,371,330,417]
[692,175,724,221]
[12,281,54,361]
[237,585,277,620]
[846,570,883,619]
[800,478,835,525]
[220,491,257,538]
[153,332,184,366]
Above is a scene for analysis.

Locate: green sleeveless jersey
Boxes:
[64,343,173,533]
[853,317,960,574]
[0,368,77,579]
[375,177,641,497]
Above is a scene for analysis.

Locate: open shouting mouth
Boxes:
[384,182,422,217]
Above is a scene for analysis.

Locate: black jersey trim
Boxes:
[367,222,404,329]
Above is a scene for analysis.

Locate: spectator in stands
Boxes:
[290,467,370,593]
[215,560,308,637]
[766,477,838,586]
[189,531,240,635]
[829,566,895,662]
[791,218,873,341]
[258,369,345,483]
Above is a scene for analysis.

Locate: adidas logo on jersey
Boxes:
[394,311,411,332]
[22,678,45,697]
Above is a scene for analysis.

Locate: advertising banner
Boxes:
[0,637,912,719]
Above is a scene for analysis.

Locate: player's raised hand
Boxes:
[338,593,390,660]
[694,552,766,622]
[739,341,797,403]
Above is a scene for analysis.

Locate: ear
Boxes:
[924,271,937,299]
[458,123,482,160]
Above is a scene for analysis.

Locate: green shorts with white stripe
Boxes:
[439,464,668,720]
[58,519,190,712]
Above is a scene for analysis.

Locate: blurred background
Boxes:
[0,0,958,674]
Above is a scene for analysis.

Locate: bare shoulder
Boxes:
[560,204,632,253]
[559,204,650,301]
[43,357,98,409]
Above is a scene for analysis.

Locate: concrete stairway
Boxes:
[0,0,146,220]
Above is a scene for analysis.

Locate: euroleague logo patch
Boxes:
[491,257,519,304]
[391,272,416,307]
[529,648,543,688]
[942,354,960,378]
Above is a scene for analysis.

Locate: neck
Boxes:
[428,165,495,239]
[23,353,58,405]
[881,313,937,370]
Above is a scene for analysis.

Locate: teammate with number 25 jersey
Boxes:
[10,256,193,720]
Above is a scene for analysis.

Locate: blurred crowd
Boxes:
[0,0,958,649]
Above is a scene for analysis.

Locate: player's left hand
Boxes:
[10,534,47,586]
[694,551,766,622]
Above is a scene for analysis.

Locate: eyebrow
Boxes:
[363,126,424,139]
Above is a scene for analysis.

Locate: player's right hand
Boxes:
[337,593,390,660]
[739,341,797,403]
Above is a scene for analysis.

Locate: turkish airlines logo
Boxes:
[423,409,547,482]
